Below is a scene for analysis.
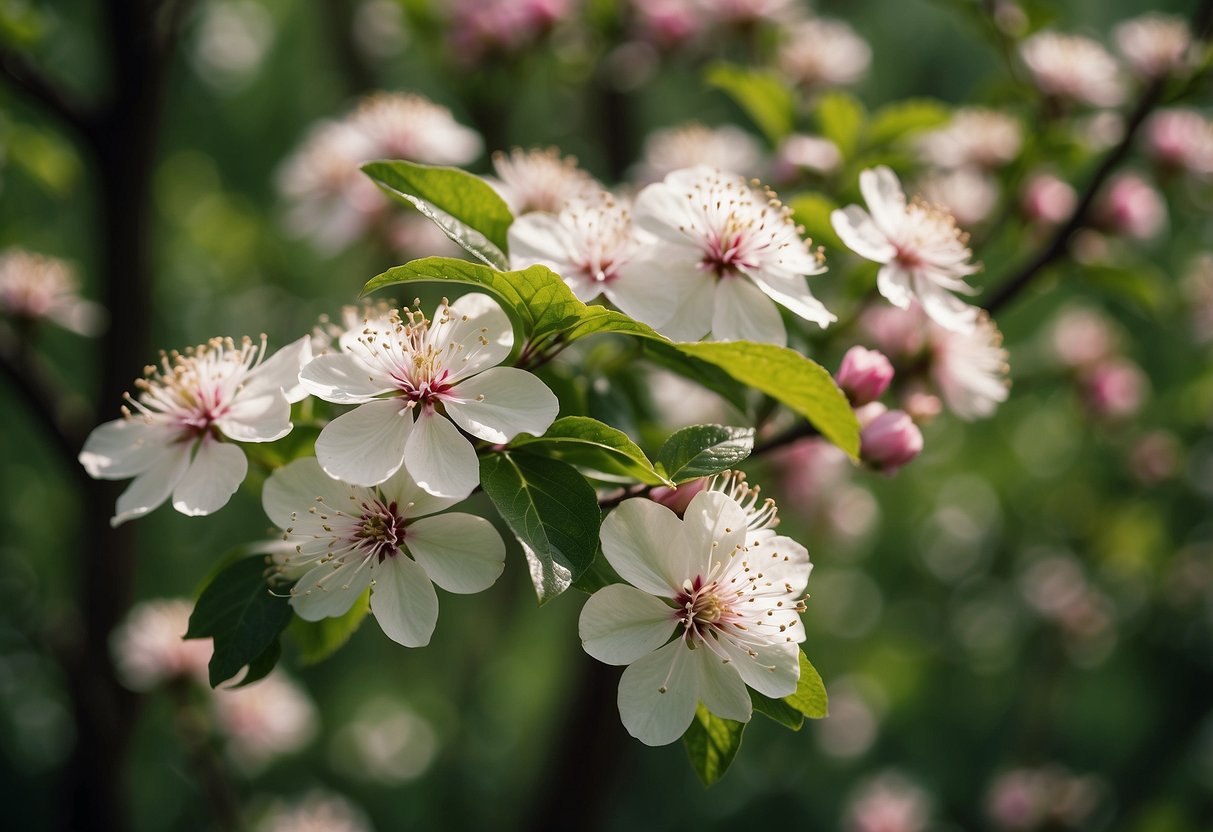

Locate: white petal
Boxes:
[405,513,505,594]
[617,639,699,746]
[262,456,361,529]
[607,258,710,333]
[315,399,413,487]
[427,293,514,385]
[300,353,395,404]
[711,277,786,345]
[831,206,896,263]
[876,264,914,309]
[682,491,750,580]
[443,367,559,443]
[860,166,908,237]
[244,336,312,403]
[600,499,690,598]
[914,274,979,334]
[172,440,248,517]
[216,390,292,443]
[403,407,479,499]
[79,418,180,479]
[508,212,576,273]
[111,441,193,527]
[291,557,374,621]
[693,644,753,722]
[579,584,678,666]
[657,274,717,342]
[742,534,813,597]
[718,637,800,699]
[370,554,439,647]
[631,180,704,246]
[748,270,837,329]
[377,464,461,519]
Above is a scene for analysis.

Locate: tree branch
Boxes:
[0,45,95,140]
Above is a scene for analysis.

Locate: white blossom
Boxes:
[634,123,765,183]
[578,488,811,746]
[255,792,371,832]
[917,109,1023,170]
[300,294,557,496]
[0,249,104,336]
[212,671,318,772]
[1114,13,1192,79]
[110,599,212,691]
[832,166,982,333]
[777,18,872,89]
[929,312,1010,420]
[486,147,600,215]
[346,93,483,166]
[79,335,311,526]
[263,457,505,647]
[623,166,833,344]
[1019,32,1124,108]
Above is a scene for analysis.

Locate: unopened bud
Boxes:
[836,346,894,406]
[857,403,923,474]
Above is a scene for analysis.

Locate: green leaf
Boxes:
[233,638,282,688]
[512,416,673,486]
[674,342,860,459]
[750,690,805,730]
[640,340,748,413]
[656,424,754,483]
[683,704,745,786]
[814,91,867,159]
[186,556,294,688]
[570,546,624,595]
[480,452,602,604]
[867,99,951,147]
[362,161,514,269]
[288,589,371,665]
[787,192,844,251]
[705,63,796,145]
[787,652,829,719]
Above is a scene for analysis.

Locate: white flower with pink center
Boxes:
[264,457,506,648]
[622,166,833,344]
[578,489,811,746]
[79,335,311,526]
[300,293,558,497]
[832,166,982,334]
[929,312,1010,421]
[1019,31,1125,108]
[0,249,105,336]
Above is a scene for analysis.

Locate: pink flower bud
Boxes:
[1021,173,1076,225]
[1083,359,1149,420]
[836,346,895,406]
[857,403,924,474]
[1145,109,1213,175]
[648,477,708,515]
[1095,172,1166,240]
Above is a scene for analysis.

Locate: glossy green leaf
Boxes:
[683,704,746,786]
[234,638,282,688]
[362,160,514,269]
[674,342,860,458]
[705,63,796,146]
[787,652,829,719]
[750,690,805,730]
[814,91,867,159]
[186,556,294,688]
[656,424,754,483]
[512,416,672,486]
[867,98,951,146]
[480,452,601,604]
[288,589,371,665]
[640,340,748,413]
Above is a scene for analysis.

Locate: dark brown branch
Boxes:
[0,45,96,140]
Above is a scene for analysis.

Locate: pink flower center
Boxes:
[700,228,760,277]
[674,574,737,639]
[354,500,408,561]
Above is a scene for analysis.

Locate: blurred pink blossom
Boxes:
[1114,13,1192,79]
[845,772,932,832]
[1082,358,1149,420]
[213,673,318,772]
[836,346,895,406]
[857,403,923,474]
[1047,306,1118,370]
[1145,108,1213,175]
[918,109,1023,170]
[987,765,1103,830]
[1020,31,1124,108]
[777,18,872,89]
[1094,172,1166,240]
[1021,173,1077,226]
[110,599,212,692]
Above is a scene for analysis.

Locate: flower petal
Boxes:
[79,418,181,479]
[299,353,395,404]
[291,557,374,621]
[607,258,710,333]
[617,639,699,746]
[403,407,479,499]
[216,390,292,443]
[508,212,576,273]
[262,456,360,530]
[831,205,896,263]
[600,498,690,598]
[315,399,413,487]
[711,276,786,345]
[717,637,800,699]
[427,293,514,385]
[370,554,439,647]
[172,440,248,517]
[693,644,753,722]
[748,270,837,329]
[876,264,914,309]
[656,270,717,342]
[914,273,979,334]
[111,441,194,527]
[682,491,750,580]
[405,513,505,594]
[377,463,461,519]
[742,533,813,597]
[860,165,907,237]
[443,367,559,443]
[579,584,678,666]
[244,335,312,403]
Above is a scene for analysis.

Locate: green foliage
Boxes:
[675,342,860,458]
[750,652,828,729]
[640,340,749,413]
[288,590,371,665]
[480,452,602,604]
[705,63,797,146]
[683,704,746,786]
[867,99,951,146]
[362,161,514,269]
[788,192,844,251]
[750,691,805,730]
[185,556,293,688]
[512,416,673,486]
[814,92,867,160]
[656,424,755,483]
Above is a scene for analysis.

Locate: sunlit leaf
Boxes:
[683,704,746,786]
[656,424,754,483]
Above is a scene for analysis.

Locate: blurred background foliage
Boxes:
[1,0,1211,830]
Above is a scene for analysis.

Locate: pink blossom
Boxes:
[836,346,894,406]
[1145,109,1213,175]
[1082,358,1148,420]
[856,403,923,474]
[1021,173,1077,226]
[1094,172,1166,240]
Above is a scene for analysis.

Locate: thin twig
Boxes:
[0,46,96,140]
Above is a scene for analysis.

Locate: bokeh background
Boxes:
[1,0,1211,829]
